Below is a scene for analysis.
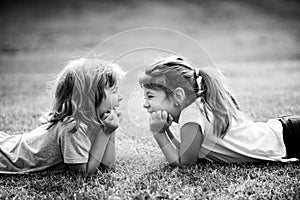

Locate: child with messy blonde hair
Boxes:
[0,56,125,174]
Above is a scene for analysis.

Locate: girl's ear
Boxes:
[174,87,186,105]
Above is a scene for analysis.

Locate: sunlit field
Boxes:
[1,0,300,199]
[1,61,300,199]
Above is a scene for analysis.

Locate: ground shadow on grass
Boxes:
[133,159,300,199]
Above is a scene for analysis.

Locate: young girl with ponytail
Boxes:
[139,55,300,166]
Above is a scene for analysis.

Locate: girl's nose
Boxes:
[143,102,150,109]
[118,94,123,102]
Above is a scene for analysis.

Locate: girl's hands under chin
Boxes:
[102,108,121,134]
[149,110,173,134]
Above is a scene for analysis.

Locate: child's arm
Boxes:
[100,109,122,168]
[100,131,116,169]
[68,111,119,174]
[67,128,113,174]
[151,110,203,167]
[165,127,180,148]
[151,112,181,148]
[87,110,119,173]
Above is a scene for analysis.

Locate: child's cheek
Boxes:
[152,106,160,112]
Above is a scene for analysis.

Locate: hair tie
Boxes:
[195,68,204,93]
[194,68,201,83]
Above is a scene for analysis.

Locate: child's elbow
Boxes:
[68,163,96,174]
[86,168,98,175]
[169,161,189,168]
[170,157,196,168]
[97,162,115,172]
[87,163,115,174]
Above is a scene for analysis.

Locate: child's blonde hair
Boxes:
[139,55,242,138]
[47,56,125,132]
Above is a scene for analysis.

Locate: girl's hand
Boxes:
[115,107,122,122]
[149,110,173,134]
[102,109,121,134]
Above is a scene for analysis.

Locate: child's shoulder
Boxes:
[182,98,204,114]
[59,118,86,133]
[179,99,212,129]
[180,100,202,120]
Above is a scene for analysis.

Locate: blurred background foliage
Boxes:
[0,0,299,73]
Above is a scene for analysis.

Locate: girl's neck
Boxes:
[173,97,195,123]
[174,97,197,123]
[181,96,197,110]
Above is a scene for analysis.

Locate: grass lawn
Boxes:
[0,61,299,200]
[1,0,300,199]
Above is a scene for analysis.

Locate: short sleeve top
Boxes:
[0,121,92,174]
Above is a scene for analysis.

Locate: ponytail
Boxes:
[196,68,240,138]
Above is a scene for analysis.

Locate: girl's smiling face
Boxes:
[143,88,181,122]
[99,85,123,116]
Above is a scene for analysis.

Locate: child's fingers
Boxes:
[102,113,109,120]
[103,110,120,131]
[109,112,119,122]
[102,110,118,123]
[113,107,122,117]
[166,114,173,126]
[101,110,112,120]
[168,114,173,122]
[151,111,159,120]
[156,110,162,119]
[150,110,170,121]
[116,111,122,118]
[161,110,168,120]
[150,112,156,119]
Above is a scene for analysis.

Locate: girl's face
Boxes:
[99,85,123,116]
[143,88,181,122]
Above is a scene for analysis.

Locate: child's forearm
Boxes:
[101,132,116,168]
[165,128,180,149]
[87,130,111,174]
[154,132,181,166]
